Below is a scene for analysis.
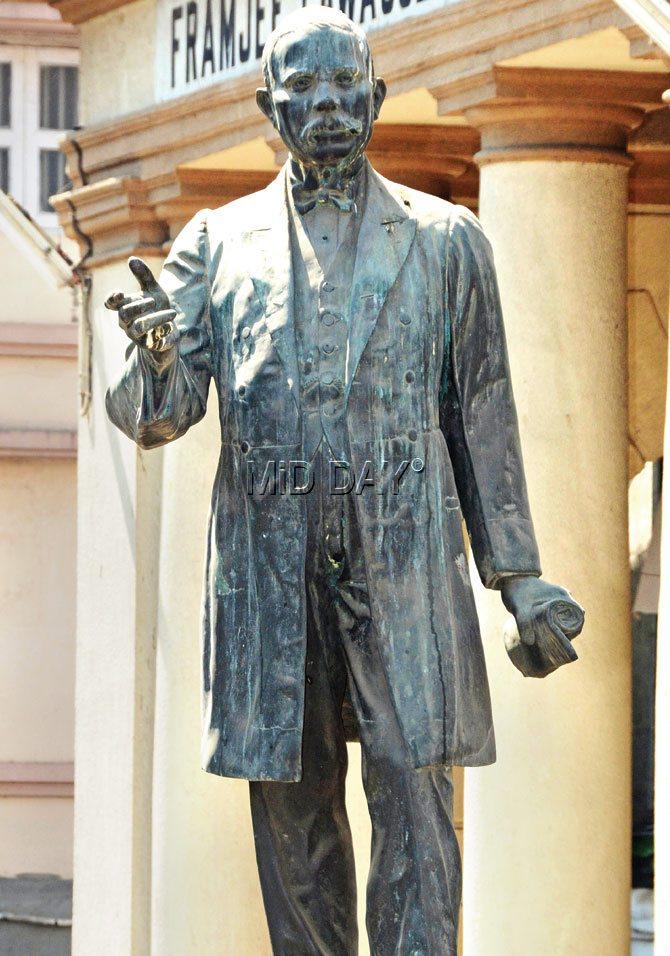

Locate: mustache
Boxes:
[302,116,364,142]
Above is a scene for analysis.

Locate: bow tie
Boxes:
[290,167,359,215]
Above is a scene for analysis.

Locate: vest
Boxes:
[289,186,364,467]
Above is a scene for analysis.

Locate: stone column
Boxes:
[461,101,641,954]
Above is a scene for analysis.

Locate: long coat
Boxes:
[106,160,541,782]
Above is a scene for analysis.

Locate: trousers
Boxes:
[249,448,462,955]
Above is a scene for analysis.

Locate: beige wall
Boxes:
[0,458,76,761]
[0,458,76,879]
[0,800,74,877]
[0,357,78,431]
[0,232,76,325]
[0,212,78,878]
[80,0,157,126]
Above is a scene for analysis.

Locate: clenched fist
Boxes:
[500,575,585,678]
[105,257,179,368]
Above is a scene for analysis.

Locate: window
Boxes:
[0,64,10,127]
[0,50,79,223]
[0,148,8,192]
[39,149,70,212]
[39,65,78,130]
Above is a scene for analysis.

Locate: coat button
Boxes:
[320,310,338,326]
[408,429,418,442]
[322,343,336,354]
[400,314,411,325]
[242,327,251,338]
[303,360,313,374]
[405,370,415,384]
[238,385,247,397]
[240,441,250,454]
[321,373,334,386]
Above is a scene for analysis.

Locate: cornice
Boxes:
[51,176,167,265]
[0,761,74,797]
[0,322,78,360]
[629,105,670,202]
[0,17,79,47]
[368,123,479,203]
[49,0,129,25]
[493,64,670,106]
[0,429,77,459]
[467,99,644,165]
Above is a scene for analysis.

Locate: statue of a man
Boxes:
[105,8,583,954]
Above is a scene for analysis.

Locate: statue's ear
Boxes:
[373,78,387,119]
[256,87,276,126]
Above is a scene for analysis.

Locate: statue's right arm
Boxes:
[105,210,213,449]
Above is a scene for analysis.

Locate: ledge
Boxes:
[0,430,77,460]
[0,762,74,799]
[0,323,78,360]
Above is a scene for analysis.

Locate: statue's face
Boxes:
[263,26,382,169]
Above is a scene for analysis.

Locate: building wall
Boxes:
[0,432,77,882]
[80,0,156,125]
[0,1,79,879]
[0,331,78,881]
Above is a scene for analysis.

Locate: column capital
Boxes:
[465,99,645,167]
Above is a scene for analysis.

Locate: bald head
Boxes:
[262,8,373,90]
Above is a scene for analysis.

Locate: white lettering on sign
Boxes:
[156,0,447,101]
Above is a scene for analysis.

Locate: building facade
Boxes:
[0,2,80,949]
[47,0,670,952]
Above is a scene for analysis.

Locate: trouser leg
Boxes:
[249,562,357,956]
[362,748,461,955]
[335,508,462,956]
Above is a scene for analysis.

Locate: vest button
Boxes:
[242,327,251,338]
[400,314,411,325]
[238,385,247,397]
[320,310,338,326]
[408,429,418,442]
[322,343,336,354]
[405,370,415,384]
[303,360,313,374]
[321,281,336,293]
[240,440,250,454]
[321,373,334,386]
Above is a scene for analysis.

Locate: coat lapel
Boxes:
[245,166,300,412]
[345,164,417,401]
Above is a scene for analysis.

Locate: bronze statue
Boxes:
[105,8,584,954]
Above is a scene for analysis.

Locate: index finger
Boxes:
[129,257,160,295]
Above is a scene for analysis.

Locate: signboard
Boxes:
[156,0,447,101]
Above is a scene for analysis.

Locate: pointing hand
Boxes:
[105,257,179,362]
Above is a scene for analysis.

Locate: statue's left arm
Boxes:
[440,206,584,677]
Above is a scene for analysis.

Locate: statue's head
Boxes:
[256,7,386,173]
